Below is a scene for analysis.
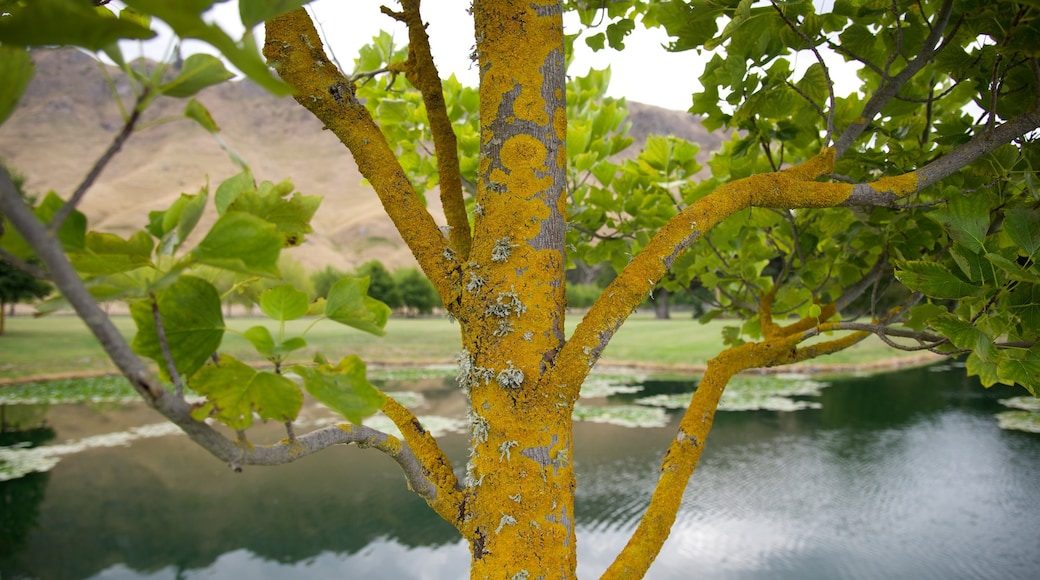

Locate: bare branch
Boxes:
[0,247,50,280]
[835,251,887,312]
[150,295,185,397]
[50,92,147,233]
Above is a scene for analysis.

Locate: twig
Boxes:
[0,247,51,280]
[770,0,836,141]
[151,294,184,397]
[833,0,955,159]
[50,90,148,233]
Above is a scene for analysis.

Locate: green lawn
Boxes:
[0,311,937,382]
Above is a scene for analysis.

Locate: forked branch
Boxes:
[263,9,463,312]
[384,0,472,259]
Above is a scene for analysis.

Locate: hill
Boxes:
[0,49,721,273]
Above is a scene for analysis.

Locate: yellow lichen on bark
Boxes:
[391,0,472,258]
[381,397,464,526]
[462,1,571,577]
[872,172,919,198]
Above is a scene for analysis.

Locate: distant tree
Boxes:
[356,260,400,309]
[310,265,347,299]
[394,267,439,315]
[0,259,51,334]
[0,163,49,334]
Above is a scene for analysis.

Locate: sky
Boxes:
[124,0,704,111]
[121,1,856,112]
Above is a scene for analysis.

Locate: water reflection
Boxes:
[1,366,1038,579]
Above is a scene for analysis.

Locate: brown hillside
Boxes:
[0,49,720,273]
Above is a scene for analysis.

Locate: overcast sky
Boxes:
[128,0,704,111]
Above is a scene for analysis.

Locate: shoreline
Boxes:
[0,352,946,388]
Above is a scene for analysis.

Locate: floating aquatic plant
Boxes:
[995,411,1040,434]
[996,398,1040,433]
[578,375,646,399]
[572,404,668,428]
[0,422,183,482]
[635,375,829,412]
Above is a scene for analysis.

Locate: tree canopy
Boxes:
[1,0,1038,578]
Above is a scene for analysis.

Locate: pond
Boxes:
[1,363,1038,579]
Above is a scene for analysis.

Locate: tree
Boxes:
[310,265,347,299]
[356,259,402,309]
[0,259,51,334]
[0,163,50,334]
[394,267,440,314]
[1,1,1039,578]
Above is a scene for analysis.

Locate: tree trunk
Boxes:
[654,288,670,319]
[461,1,573,576]
[1,301,6,335]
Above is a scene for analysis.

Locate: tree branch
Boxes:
[263,9,463,313]
[603,336,802,578]
[833,0,955,158]
[1,163,453,507]
[770,0,836,140]
[380,396,465,527]
[50,92,146,233]
[0,247,50,280]
[384,0,473,260]
[549,150,840,397]
[841,109,1040,206]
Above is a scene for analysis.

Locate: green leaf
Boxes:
[184,98,220,133]
[38,192,87,252]
[585,32,606,51]
[929,315,993,358]
[895,261,979,299]
[0,45,33,125]
[159,54,234,97]
[223,179,320,247]
[904,303,946,331]
[0,0,155,50]
[325,277,391,336]
[606,18,635,50]
[928,193,990,254]
[123,0,291,96]
[68,231,154,275]
[239,0,313,28]
[190,355,303,429]
[215,169,256,215]
[243,325,275,357]
[291,355,385,424]
[130,275,224,381]
[191,212,282,277]
[1004,206,1040,258]
[1,191,86,259]
[985,252,1040,284]
[243,326,305,361]
[146,188,208,255]
[966,351,1001,387]
[996,347,1040,396]
[259,284,309,321]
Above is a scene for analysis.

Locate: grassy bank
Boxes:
[0,312,940,383]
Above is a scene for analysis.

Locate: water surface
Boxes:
[1,365,1037,579]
